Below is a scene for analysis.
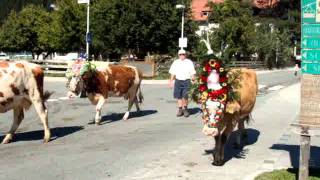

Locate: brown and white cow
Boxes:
[0,61,52,144]
[67,62,143,125]
[203,68,258,166]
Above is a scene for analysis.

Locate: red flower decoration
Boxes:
[199,85,207,92]
[219,76,227,83]
[200,75,207,82]
[204,64,212,73]
[214,62,221,70]
[208,91,218,100]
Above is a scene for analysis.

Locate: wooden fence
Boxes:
[227,61,266,69]
[30,60,69,76]
[19,60,265,77]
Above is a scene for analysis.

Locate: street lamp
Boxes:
[176,4,186,50]
[78,0,90,60]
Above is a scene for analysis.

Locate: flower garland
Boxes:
[195,59,229,128]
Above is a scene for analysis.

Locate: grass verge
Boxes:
[255,168,320,180]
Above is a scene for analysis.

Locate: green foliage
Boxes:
[0,5,54,56]
[54,0,86,52]
[0,0,53,23]
[192,37,209,63]
[91,0,197,59]
[254,23,292,69]
[208,0,256,64]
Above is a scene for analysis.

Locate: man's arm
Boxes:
[169,74,175,88]
[169,61,176,88]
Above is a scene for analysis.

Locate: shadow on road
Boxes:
[270,144,320,168]
[188,107,201,115]
[0,126,84,143]
[203,128,260,164]
[97,110,158,125]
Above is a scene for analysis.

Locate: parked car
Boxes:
[0,52,10,60]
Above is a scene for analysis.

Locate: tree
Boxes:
[208,0,257,64]
[53,0,86,53]
[255,23,292,69]
[0,0,54,23]
[91,0,197,59]
[0,5,54,58]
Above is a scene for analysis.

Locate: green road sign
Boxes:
[302,24,320,37]
[302,61,320,74]
[302,49,320,60]
[302,0,317,22]
[302,37,320,48]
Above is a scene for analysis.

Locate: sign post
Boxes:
[300,0,320,179]
[78,0,90,60]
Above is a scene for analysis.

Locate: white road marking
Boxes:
[268,85,285,91]
[47,99,59,102]
[258,84,266,90]
[58,97,70,100]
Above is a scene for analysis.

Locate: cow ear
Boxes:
[225,101,240,114]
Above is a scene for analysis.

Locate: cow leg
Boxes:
[235,120,245,149]
[32,100,51,143]
[213,134,227,166]
[123,98,134,120]
[134,97,141,113]
[95,96,105,125]
[235,116,249,148]
[2,107,24,144]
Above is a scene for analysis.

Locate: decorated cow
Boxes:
[192,58,258,166]
[0,61,52,144]
[66,61,143,125]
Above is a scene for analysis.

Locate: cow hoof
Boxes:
[2,134,13,144]
[123,112,130,120]
[212,161,225,166]
[95,117,101,125]
[43,138,50,143]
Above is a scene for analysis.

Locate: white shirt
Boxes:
[169,58,196,80]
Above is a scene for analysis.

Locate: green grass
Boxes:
[255,169,320,180]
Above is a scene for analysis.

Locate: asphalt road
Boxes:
[0,69,300,180]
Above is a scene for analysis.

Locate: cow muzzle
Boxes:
[67,91,77,98]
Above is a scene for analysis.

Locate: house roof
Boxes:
[191,0,223,21]
[191,0,280,21]
[253,0,280,9]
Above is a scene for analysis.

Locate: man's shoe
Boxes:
[177,109,183,117]
[183,109,190,117]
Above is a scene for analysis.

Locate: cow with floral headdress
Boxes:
[66,61,143,124]
[192,57,258,166]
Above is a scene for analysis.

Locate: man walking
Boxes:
[169,49,196,117]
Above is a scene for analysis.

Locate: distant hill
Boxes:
[0,0,53,23]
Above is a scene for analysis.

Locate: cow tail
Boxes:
[43,91,54,101]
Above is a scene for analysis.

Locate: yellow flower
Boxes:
[203,67,206,72]
[202,91,208,97]
[220,68,224,72]
[220,94,227,101]
[209,59,216,67]
[222,83,227,87]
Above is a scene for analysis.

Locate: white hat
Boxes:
[178,49,186,55]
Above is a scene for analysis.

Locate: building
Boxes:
[191,0,280,22]
[191,0,280,54]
